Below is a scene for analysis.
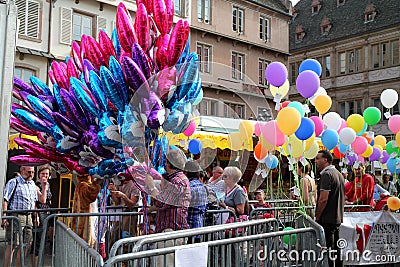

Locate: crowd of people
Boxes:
[1,149,399,267]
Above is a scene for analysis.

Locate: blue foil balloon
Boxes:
[70,77,100,118]
[27,95,55,123]
[13,109,52,134]
[111,28,121,59]
[52,84,66,114]
[30,76,53,96]
[100,66,125,111]
[89,70,108,112]
[109,56,129,105]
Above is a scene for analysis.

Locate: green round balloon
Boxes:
[386,141,400,156]
[283,227,297,245]
[363,107,381,126]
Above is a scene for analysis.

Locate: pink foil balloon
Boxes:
[135,3,150,52]
[156,66,176,102]
[167,20,189,67]
[52,61,68,89]
[153,0,169,35]
[71,41,83,71]
[84,35,105,70]
[165,0,174,33]
[310,116,324,137]
[155,34,170,70]
[388,115,400,134]
[98,30,117,64]
[66,58,79,79]
[116,3,137,53]
[48,69,56,85]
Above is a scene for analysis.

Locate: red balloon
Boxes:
[333,147,344,159]
[279,101,291,111]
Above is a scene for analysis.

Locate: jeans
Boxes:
[319,222,343,267]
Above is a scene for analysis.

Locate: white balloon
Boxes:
[339,127,356,146]
[323,112,342,131]
[309,87,327,105]
[380,89,399,108]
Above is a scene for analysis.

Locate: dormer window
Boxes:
[295,25,305,42]
[364,3,377,23]
[320,16,332,35]
[337,0,345,6]
[311,0,321,14]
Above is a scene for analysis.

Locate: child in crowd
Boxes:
[252,189,274,218]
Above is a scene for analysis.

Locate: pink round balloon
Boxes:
[351,136,368,155]
[358,155,365,164]
[310,116,324,137]
[338,119,347,133]
[183,120,196,137]
[261,120,286,146]
[254,122,262,137]
[388,115,400,134]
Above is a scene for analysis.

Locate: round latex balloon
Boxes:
[188,139,202,154]
[356,122,368,136]
[374,135,387,148]
[369,147,381,162]
[314,95,332,115]
[388,115,400,134]
[321,129,339,150]
[288,101,305,117]
[299,59,322,77]
[338,142,350,154]
[346,154,358,166]
[310,116,324,136]
[304,141,319,159]
[289,135,304,158]
[339,127,356,146]
[363,107,381,126]
[254,143,268,162]
[265,155,279,169]
[228,132,242,151]
[386,158,400,175]
[347,114,365,133]
[386,140,400,156]
[269,80,290,98]
[304,134,315,151]
[283,227,297,245]
[296,70,320,98]
[309,87,327,105]
[259,135,275,151]
[261,120,286,147]
[380,89,399,108]
[351,136,368,155]
[265,62,287,87]
[396,132,400,147]
[239,120,255,140]
[387,197,400,211]
[280,101,290,110]
[361,145,373,158]
[323,112,342,131]
[276,107,301,135]
[295,117,315,141]
[333,147,344,159]
[254,122,262,137]
[381,150,389,164]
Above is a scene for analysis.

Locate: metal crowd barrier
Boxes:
[344,204,373,212]
[103,227,321,267]
[108,217,278,258]
[54,220,104,267]
[0,216,25,267]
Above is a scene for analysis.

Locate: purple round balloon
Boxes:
[369,147,381,162]
[265,62,287,87]
[381,150,389,164]
[346,153,358,166]
[296,70,320,98]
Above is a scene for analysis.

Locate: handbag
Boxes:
[225,214,248,237]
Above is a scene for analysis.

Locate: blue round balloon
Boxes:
[188,139,202,154]
[321,129,339,150]
[288,101,305,117]
[386,157,400,174]
[295,117,315,140]
[265,155,279,169]
[356,122,368,136]
[299,59,322,77]
[338,142,350,154]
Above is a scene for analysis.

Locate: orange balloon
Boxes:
[362,133,372,144]
[387,197,400,211]
[254,143,268,161]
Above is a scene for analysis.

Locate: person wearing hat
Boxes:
[184,160,208,239]
[146,149,191,266]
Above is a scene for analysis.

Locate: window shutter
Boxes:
[60,7,72,45]
[27,0,40,38]
[184,0,190,17]
[238,9,243,33]
[16,0,27,35]
[97,16,107,34]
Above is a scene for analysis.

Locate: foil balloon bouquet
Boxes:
[10,0,203,192]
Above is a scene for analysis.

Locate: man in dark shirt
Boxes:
[315,150,345,267]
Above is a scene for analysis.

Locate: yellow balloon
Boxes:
[314,95,332,115]
[373,145,383,152]
[396,132,400,147]
[270,80,290,98]
[374,135,387,148]
[228,132,242,151]
[277,107,301,135]
[305,134,315,151]
[289,135,304,158]
[304,141,319,159]
[260,134,275,151]
[347,114,365,133]
[387,197,400,211]
[361,145,373,158]
[239,120,254,140]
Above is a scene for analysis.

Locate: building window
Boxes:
[232,52,244,80]
[259,16,270,42]
[364,3,376,23]
[175,0,188,17]
[199,98,218,116]
[13,67,36,105]
[320,16,331,35]
[346,49,362,73]
[73,12,93,41]
[311,0,321,14]
[371,40,399,69]
[339,53,346,74]
[295,25,305,42]
[258,59,270,86]
[338,99,363,119]
[257,107,272,121]
[289,62,299,84]
[16,0,40,39]
[323,55,331,77]
[391,40,400,66]
[232,7,244,34]
[337,0,345,6]
[225,102,245,119]
[196,43,211,73]
[197,0,210,23]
